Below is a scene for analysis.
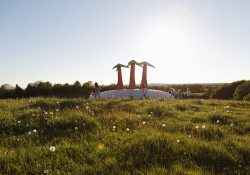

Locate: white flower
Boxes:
[75,127,78,131]
[33,129,37,133]
[83,123,85,126]
[226,110,229,113]
[126,128,130,132]
[217,120,220,123]
[148,115,151,117]
[76,106,79,109]
[44,169,49,174]
[142,121,146,125]
[28,131,32,135]
[44,111,48,115]
[56,109,59,112]
[202,125,206,129]
[231,123,234,126]
[226,105,230,108]
[32,114,36,117]
[150,112,153,114]
[86,106,89,110]
[188,135,191,138]
[113,126,116,129]
[17,121,21,124]
[50,146,56,152]
[195,125,199,129]
[177,139,181,143]
[50,112,53,115]
[57,101,60,104]
[162,124,166,127]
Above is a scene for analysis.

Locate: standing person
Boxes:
[186,88,191,97]
[141,83,148,98]
[94,82,100,99]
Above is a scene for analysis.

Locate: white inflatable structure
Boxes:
[89,89,174,100]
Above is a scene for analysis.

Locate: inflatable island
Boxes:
[90,60,175,100]
[89,89,174,100]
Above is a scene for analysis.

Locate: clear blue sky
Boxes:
[0,0,249,88]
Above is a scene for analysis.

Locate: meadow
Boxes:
[0,98,250,174]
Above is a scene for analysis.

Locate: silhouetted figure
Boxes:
[93,82,100,99]
[141,83,148,98]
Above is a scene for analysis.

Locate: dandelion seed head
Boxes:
[50,146,56,152]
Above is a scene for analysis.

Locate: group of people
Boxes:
[170,88,192,99]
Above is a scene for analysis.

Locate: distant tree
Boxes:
[82,81,93,98]
[14,84,24,98]
[72,81,82,97]
[234,81,250,100]
[52,84,64,97]
[1,84,15,90]
[211,80,246,99]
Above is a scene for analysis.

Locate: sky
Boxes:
[0,0,249,88]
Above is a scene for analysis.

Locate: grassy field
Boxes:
[0,98,250,174]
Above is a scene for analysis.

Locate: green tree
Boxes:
[234,81,250,100]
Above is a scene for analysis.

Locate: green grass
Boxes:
[0,98,250,174]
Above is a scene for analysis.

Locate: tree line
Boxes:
[0,80,249,100]
[0,81,103,99]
